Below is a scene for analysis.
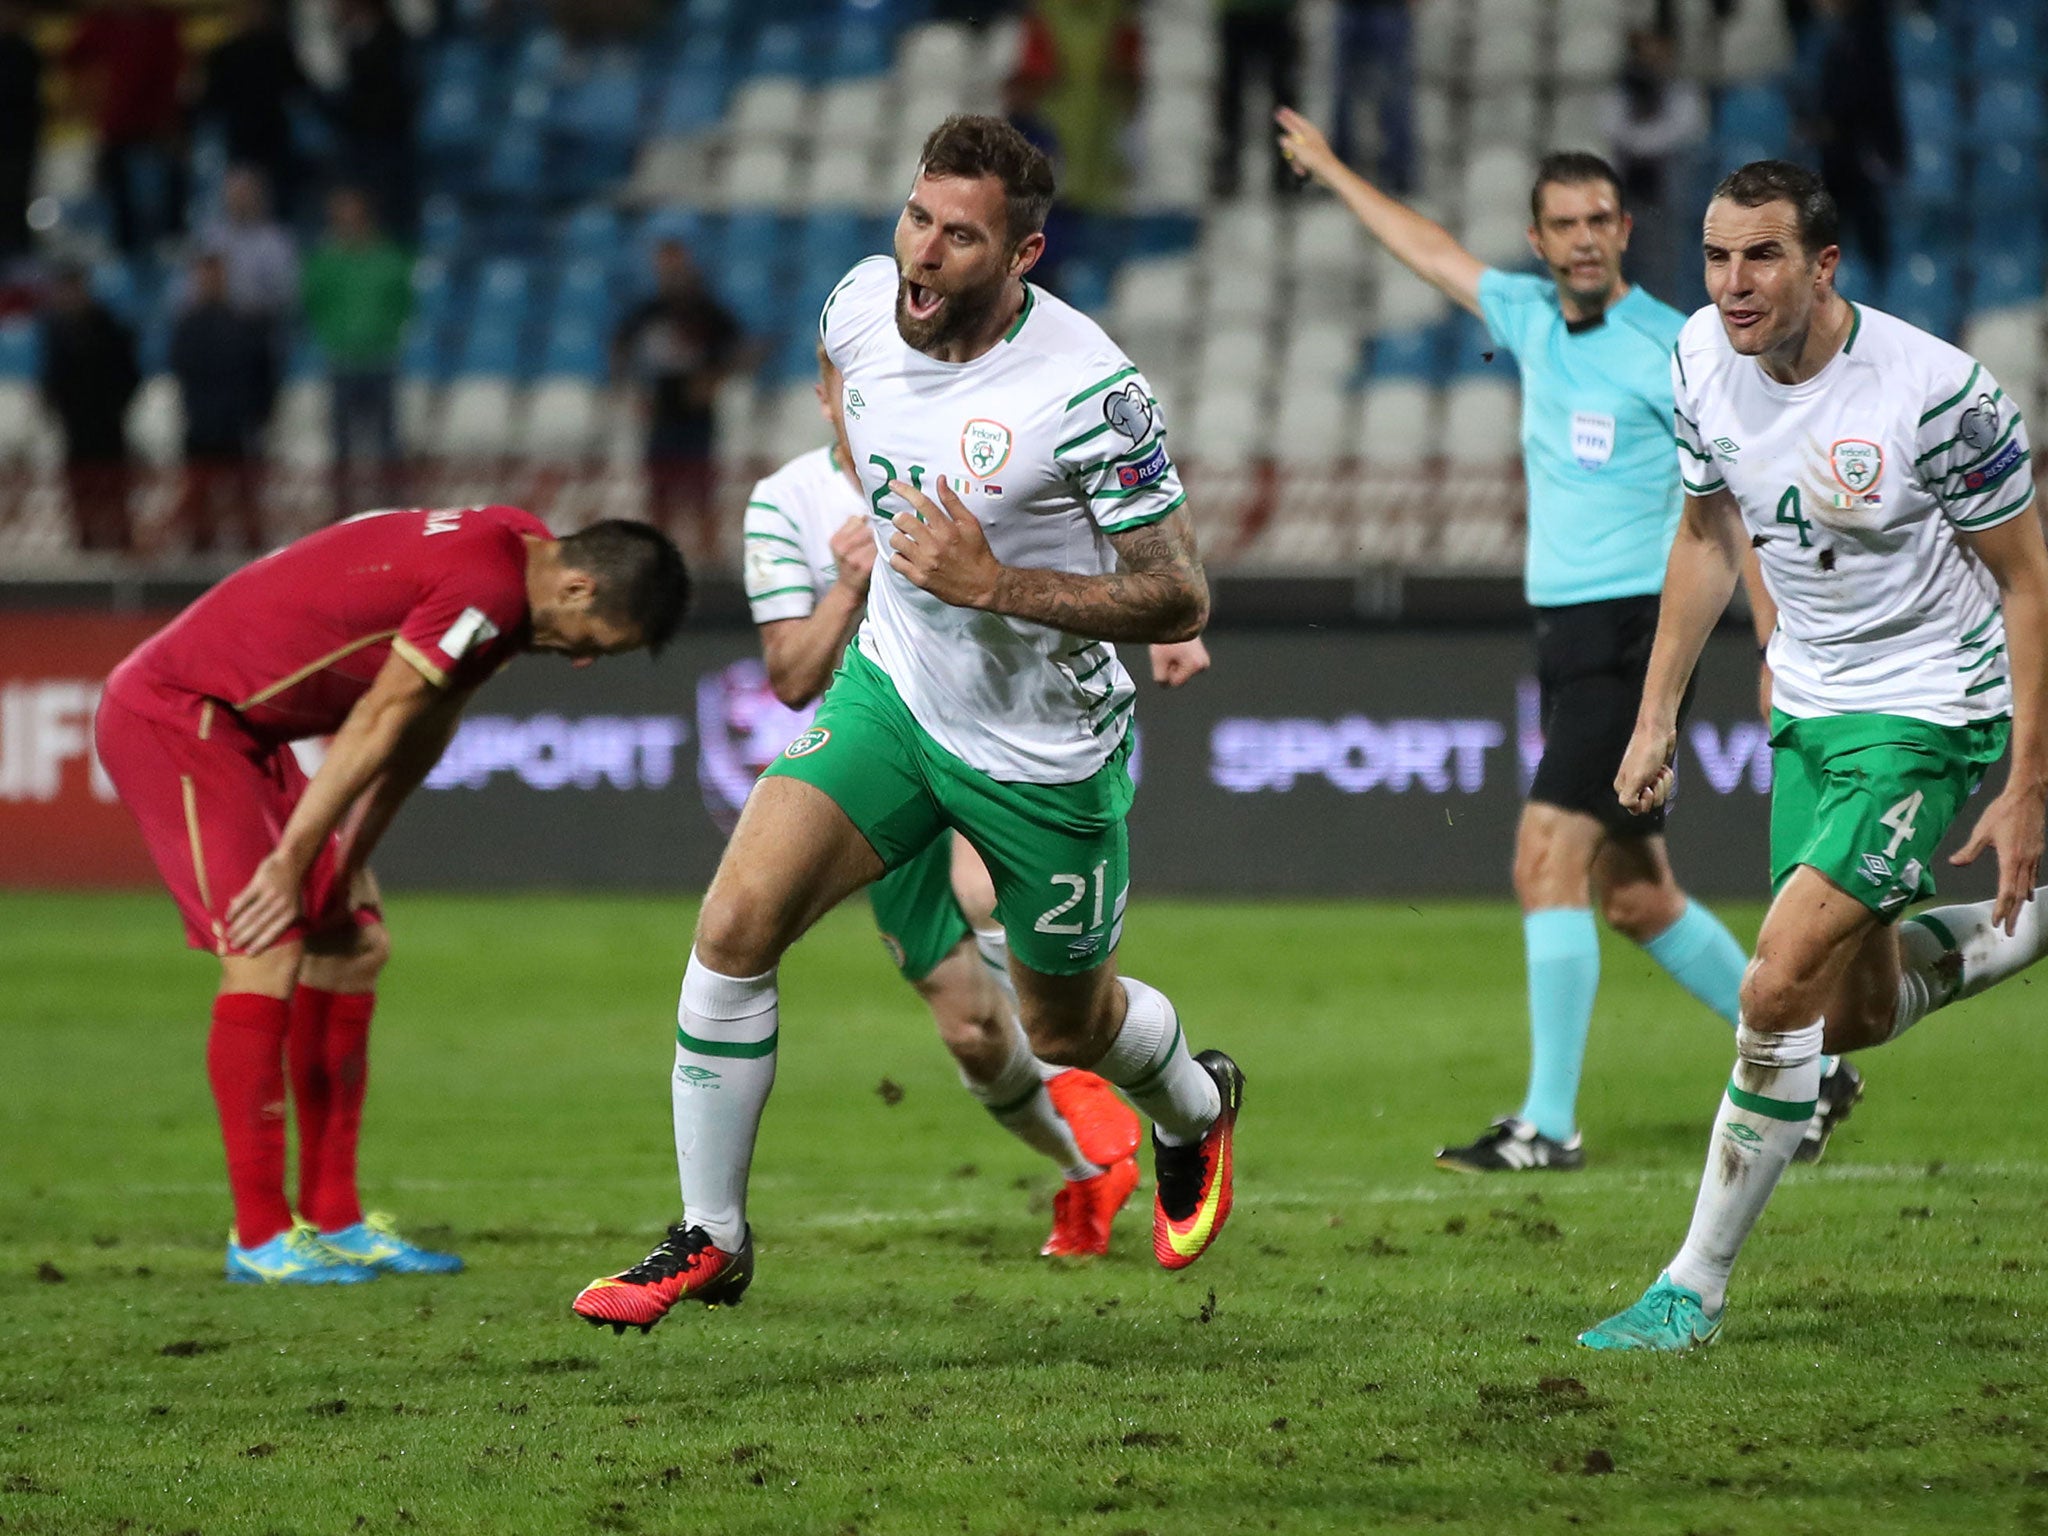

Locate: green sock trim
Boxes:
[1119,1021,1183,1097]
[677,1025,779,1059]
[1908,912,1959,952]
[985,1080,1044,1118]
[1725,1080,1817,1122]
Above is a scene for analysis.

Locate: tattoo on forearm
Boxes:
[991,511,1209,643]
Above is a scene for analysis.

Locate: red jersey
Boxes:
[108,505,547,743]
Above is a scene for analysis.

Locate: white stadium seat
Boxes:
[1279,322,1365,389]
[268,378,331,468]
[1184,385,1264,469]
[721,141,797,208]
[814,80,889,150]
[768,382,833,467]
[1360,379,1440,466]
[1413,0,1469,83]
[439,378,519,459]
[0,380,50,464]
[1294,201,1371,283]
[1194,322,1274,400]
[1372,251,1452,331]
[1111,256,1198,333]
[728,79,808,141]
[1552,18,1626,85]
[1272,387,1361,467]
[129,376,183,466]
[522,379,605,461]
[1442,378,1522,467]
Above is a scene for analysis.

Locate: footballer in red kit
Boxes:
[95,508,689,1284]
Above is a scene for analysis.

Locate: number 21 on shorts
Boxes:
[1037,861,1111,934]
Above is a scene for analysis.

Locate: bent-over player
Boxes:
[1582,162,2048,1350]
[574,116,1240,1332]
[97,510,688,1283]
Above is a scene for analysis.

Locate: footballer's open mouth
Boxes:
[1721,305,1764,330]
[903,280,946,322]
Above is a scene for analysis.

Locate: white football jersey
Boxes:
[1674,302,2035,726]
[821,255,1187,783]
[741,443,867,623]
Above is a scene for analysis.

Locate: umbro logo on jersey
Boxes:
[844,387,867,420]
[676,1064,722,1087]
[1713,437,1740,455]
[1861,852,1894,885]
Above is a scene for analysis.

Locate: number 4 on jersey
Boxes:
[1775,485,1813,548]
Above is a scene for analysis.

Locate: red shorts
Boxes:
[94,686,380,955]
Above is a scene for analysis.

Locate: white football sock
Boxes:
[958,1005,1095,1181]
[673,956,778,1251]
[1890,912,1959,1040]
[1665,1020,1824,1315]
[1910,887,2048,1006]
[1089,976,1220,1146]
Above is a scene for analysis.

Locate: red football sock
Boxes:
[301,991,374,1231]
[207,993,294,1248]
[286,986,336,1221]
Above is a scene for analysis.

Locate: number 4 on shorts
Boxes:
[1879,791,1923,859]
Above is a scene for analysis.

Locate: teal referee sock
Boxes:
[1641,900,1746,1026]
[1518,908,1601,1142]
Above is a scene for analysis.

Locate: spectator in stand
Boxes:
[195,0,312,219]
[303,188,412,518]
[0,0,41,264]
[171,253,275,553]
[331,0,418,242]
[1331,0,1414,193]
[39,262,140,552]
[65,0,187,256]
[1011,0,1143,215]
[1798,0,1903,278]
[1599,28,1706,302]
[611,237,741,558]
[1212,0,1299,197]
[197,168,299,333]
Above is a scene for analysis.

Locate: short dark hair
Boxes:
[557,519,690,655]
[1710,160,1839,254]
[1529,151,1625,224]
[917,114,1057,245]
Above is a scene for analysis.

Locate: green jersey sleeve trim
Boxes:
[1098,492,1186,535]
[744,529,804,551]
[1681,472,1726,495]
[1944,448,2029,501]
[1065,364,1141,412]
[1920,363,1983,425]
[745,583,817,602]
[1916,393,2010,465]
[1951,484,2036,530]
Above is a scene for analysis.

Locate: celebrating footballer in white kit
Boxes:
[1581,161,2048,1352]
[573,116,1240,1333]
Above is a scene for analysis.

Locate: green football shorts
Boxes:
[866,834,971,983]
[763,646,1133,977]
[1768,709,2009,919]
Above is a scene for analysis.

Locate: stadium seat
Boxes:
[731,79,809,140]
[1972,80,2044,144]
[459,258,534,377]
[1110,255,1197,339]
[1466,87,1540,154]
[815,79,888,149]
[654,67,728,137]
[127,375,183,466]
[1294,202,1370,283]
[1552,16,1625,86]
[1882,252,1962,340]
[1902,79,1960,147]
[1370,324,1449,384]
[828,18,891,78]
[522,378,605,459]
[1412,0,1466,83]
[723,142,800,208]
[0,379,46,463]
[803,143,896,212]
[1184,385,1264,469]
[1972,139,2043,206]
[268,378,331,467]
[1902,136,1963,212]
[440,378,521,457]
[1442,378,1521,467]
[1892,7,1951,77]
[1271,388,1361,467]
[1359,379,1440,465]
[1970,239,2045,312]
[1959,306,2046,417]
[1715,83,1791,160]
[1194,322,1273,402]
[1971,10,2039,77]
[1373,251,1453,331]
[0,317,39,380]
[750,22,812,80]
[1472,26,1539,87]
[1281,322,1366,390]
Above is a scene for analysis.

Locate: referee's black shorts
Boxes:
[1528,594,1694,838]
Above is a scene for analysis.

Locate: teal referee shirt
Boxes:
[1476,270,1687,608]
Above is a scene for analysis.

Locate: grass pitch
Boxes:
[3,891,2046,1536]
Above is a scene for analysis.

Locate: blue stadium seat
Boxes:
[555,59,645,151]
[829,18,891,76]
[1882,251,1961,339]
[715,264,789,335]
[799,208,865,274]
[1902,137,1963,211]
[419,196,466,259]
[461,257,534,375]
[412,256,460,325]
[90,259,141,321]
[1369,325,1449,383]
[724,212,789,275]
[540,313,608,379]
[1447,311,1502,376]
[654,68,727,137]
[1972,139,2043,205]
[1831,251,1871,303]
[1971,9,2040,77]
[640,206,715,264]
[1902,79,1960,147]
[560,203,623,265]
[684,0,738,28]
[422,78,487,161]
[769,324,823,384]
[1972,80,2045,143]
[1892,9,1953,78]
[0,318,40,379]
[484,125,546,200]
[1715,84,1791,160]
[1970,238,2045,310]
[749,22,810,79]
[402,318,451,382]
[554,257,613,324]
